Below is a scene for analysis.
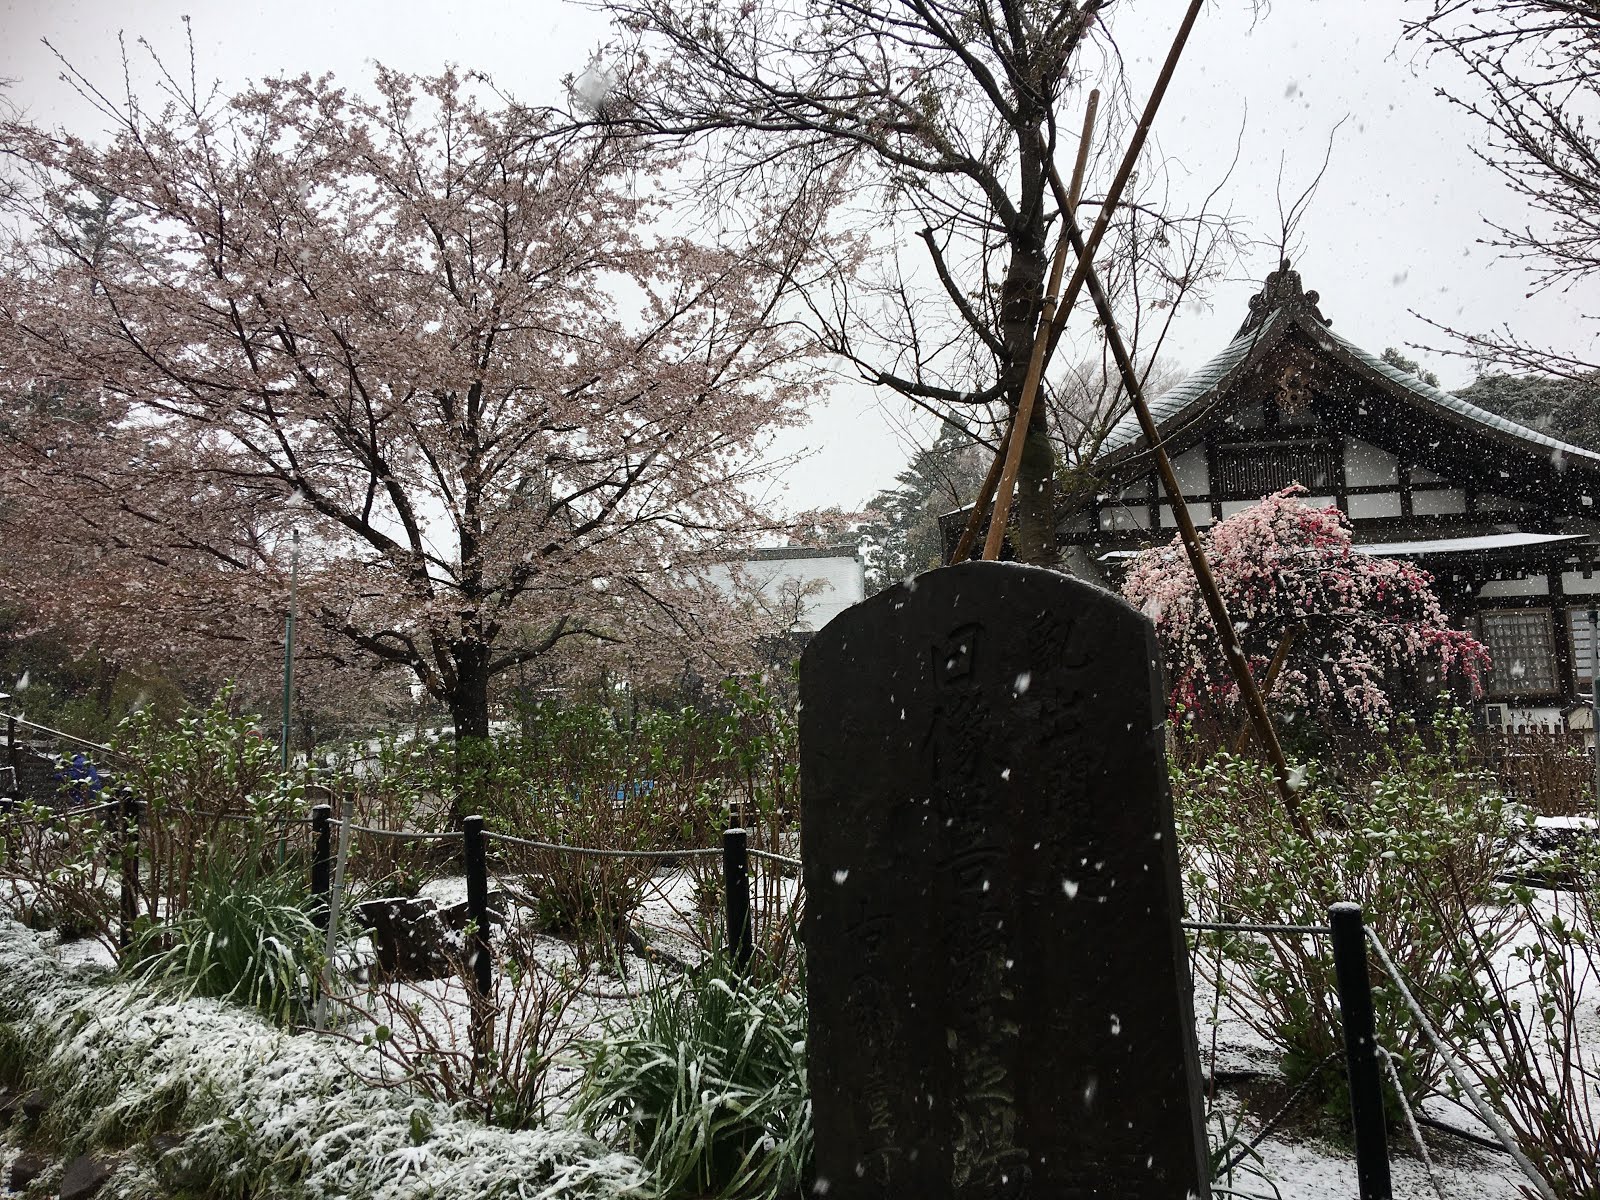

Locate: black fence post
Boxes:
[118,788,142,956]
[310,803,333,927]
[1330,902,1392,1200]
[462,815,494,1058]
[723,827,753,973]
[7,716,17,785]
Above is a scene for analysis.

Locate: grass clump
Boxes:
[122,862,322,1026]
[575,953,810,1200]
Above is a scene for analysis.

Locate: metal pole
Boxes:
[310,802,333,928]
[723,828,753,973]
[1329,903,1393,1200]
[281,528,300,774]
[118,788,142,957]
[463,815,494,1061]
[314,796,354,1031]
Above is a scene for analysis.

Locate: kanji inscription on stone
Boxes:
[799,560,1210,1199]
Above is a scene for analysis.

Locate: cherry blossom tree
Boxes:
[0,63,819,741]
[1121,487,1488,730]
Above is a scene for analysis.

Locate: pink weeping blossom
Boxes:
[1121,486,1488,728]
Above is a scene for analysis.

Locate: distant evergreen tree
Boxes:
[857,425,988,594]
[1380,347,1441,389]
[1455,370,1600,452]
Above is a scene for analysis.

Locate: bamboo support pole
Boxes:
[983,91,1099,560]
[1232,625,1301,756]
[949,0,1205,563]
[950,412,1013,563]
[1043,0,1206,364]
[1056,207,1311,837]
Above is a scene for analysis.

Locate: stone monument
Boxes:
[799,560,1209,1198]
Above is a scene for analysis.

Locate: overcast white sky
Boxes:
[4,0,1593,515]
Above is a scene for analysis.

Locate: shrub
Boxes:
[0,799,121,950]
[465,705,720,967]
[114,685,302,925]
[708,677,803,978]
[1455,851,1600,1200]
[1175,706,1526,1120]
[337,925,590,1130]
[575,953,811,1200]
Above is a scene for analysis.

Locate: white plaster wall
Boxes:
[1172,447,1208,496]
[707,553,866,632]
[1344,438,1398,487]
[1347,492,1402,519]
[1479,576,1551,598]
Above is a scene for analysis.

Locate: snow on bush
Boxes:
[0,920,649,1200]
[1121,486,1488,728]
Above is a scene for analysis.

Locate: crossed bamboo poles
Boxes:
[950,0,1310,837]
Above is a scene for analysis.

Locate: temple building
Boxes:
[1059,260,1600,731]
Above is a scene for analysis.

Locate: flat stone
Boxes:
[6,1152,47,1191]
[58,1154,113,1200]
[441,890,506,931]
[353,897,451,980]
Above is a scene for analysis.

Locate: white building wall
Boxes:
[707,550,866,632]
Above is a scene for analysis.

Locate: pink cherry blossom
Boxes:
[1121,487,1488,729]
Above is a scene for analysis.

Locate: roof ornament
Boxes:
[1235,257,1333,338]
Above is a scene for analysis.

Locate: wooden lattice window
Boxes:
[1213,441,1340,498]
[1479,609,1558,697]
[1568,607,1600,691]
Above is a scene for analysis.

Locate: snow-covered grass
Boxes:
[0,919,649,1200]
[0,834,1585,1200]
[3,882,1546,1200]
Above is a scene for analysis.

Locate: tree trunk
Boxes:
[1013,408,1060,566]
[996,150,1060,568]
[449,656,492,741]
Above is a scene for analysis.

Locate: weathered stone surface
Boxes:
[441,891,506,932]
[58,1153,112,1200]
[353,897,451,980]
[17,1089,49,1122]
[5,1151,46,1191]
[799,560,1210,1198]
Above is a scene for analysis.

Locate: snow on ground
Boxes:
[5,854,1590,1198]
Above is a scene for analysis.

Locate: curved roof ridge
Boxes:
[1313,324,1600,466]
[1092,295,1600,469]
[1094,309,1285,460]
